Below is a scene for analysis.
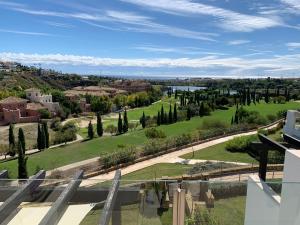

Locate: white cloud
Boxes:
[286,42,300,50]
[134,45,227,55]
[5,5,217,41]
[121,0,283,32]
[228,40,251,45]
[1,52,300,76]
[281,0,300,9]
[0,28,52,36]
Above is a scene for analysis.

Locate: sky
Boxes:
[0,0,300,78]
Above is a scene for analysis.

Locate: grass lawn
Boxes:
[0,123,55,150]
[121,163,192,181]
[80,203,172,225]
[182,142,258,164]
[202,196,246,225]
[1,101,298,178]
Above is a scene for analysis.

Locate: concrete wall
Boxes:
[278,150,300,225]
[244,175,280,225]
[283,110,300,138]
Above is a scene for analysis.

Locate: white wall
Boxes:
[283,110,300,138]
[244,175,280,225]
[278,150,300,225]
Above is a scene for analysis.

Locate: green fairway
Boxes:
[1,101,298,178]
[182,142,258,164]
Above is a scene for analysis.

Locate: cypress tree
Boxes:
[160,106,164,124]
[37,124,42,150]
[265,88,270,103]
[88,121,94,139]
[43,122,49,148]
[187,107,191,120]
[246,88,251,106]
[141,111,146,128]
[123,109,128,133]
[96,112,103,137]
[173,103,177,122]
[168,104,173,124]
[118,113,123,134]
[157,111,161,126]
[164,112,168,124]
[199,102,204,117]
[231,116,234,125]
[234,110,239,124]
[40,125,46,149]
[8,123,16,156]
[17,137,28,179]
[18,128,25,153]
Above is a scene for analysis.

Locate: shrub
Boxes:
[50,117,62,131]
[101,147,137,169]
[266,114,277,122]
[277,110,287,119]
[38,108,51,119]
[201,118,228,130]
[225,135,257,153]
[145,128,166,139]
[105,124,118,135]
[53,122,77,144]
[142,140,166,156]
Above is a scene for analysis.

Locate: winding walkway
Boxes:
[81,124,277,186]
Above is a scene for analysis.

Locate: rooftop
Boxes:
[26,103,46,110]
[0,96,27,104]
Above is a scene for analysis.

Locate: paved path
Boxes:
[80,122,279,186]
[80,129,265,186]
[0,134,83,161]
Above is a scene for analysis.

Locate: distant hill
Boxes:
[0,61,98,92]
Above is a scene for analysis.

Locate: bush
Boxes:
[53,122,77,144]
[101,147,137,169]
[145,128,166,139]
[225,135,257,153]
[277,110,287,119]
[266,114,277,122]
[38,108,51,119]
[201,118,228,130]
[105,124,117,135]
[50,117,62,131]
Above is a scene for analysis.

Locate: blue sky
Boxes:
[0,0,300,78]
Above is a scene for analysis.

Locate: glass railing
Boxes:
[1,175,296,225]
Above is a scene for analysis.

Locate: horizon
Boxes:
[0,0,300,77]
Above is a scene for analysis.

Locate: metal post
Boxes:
[172,188,185,225]
[38,170,84,225]
[259,149,268,181]
[99,170,121,225]
[0,170,45,224]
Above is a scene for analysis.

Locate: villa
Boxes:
[0,97,41,124]
[25,88,60,114]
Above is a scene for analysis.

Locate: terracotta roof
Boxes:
[0,97,28,104]
[26,103,46,110]
[25,88,41,92]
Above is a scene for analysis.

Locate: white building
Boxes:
[25,88,60,113]
[283,110,300,139]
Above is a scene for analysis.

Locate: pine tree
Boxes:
[157,111,161,126]
[141,111,146,129]
[187,107,191,120]
[17,137,28,179]
[173,103,178,123]
[123,109,128,133]
[8,123,16,156]
[160,106,164,124]
[43,122,49,148]
[96,112,103,137]
[118,113,123,134]
[168,104,173,124]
